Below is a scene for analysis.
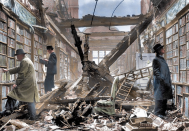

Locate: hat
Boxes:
[153,43,164,53]
[14,49,26,56]
[47,46,54,50]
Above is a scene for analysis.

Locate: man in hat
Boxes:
[39,46,57,93]
[152,43,173,119]
[2,49,40,120]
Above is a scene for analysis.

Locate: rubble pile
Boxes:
[1,102,189,131]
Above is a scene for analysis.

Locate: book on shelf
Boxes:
[180,71,186,83]
[0,21,7,32]
[8,28,15,38]
[25,30,31,39]
[34,34,38,41]
[8,18,15,30]
[39,58,48,65]
[16,42,23,50]
[8,58,15,69]
[8,47,15,57]
[173,57,179,65]
[24,45,31,53]
[0,43,6,54]
[0,11,7,22]
[24,38,31,46]
[8,38,15,48]
[173,65,179,73]
[0,55,6,66]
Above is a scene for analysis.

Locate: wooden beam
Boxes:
[54,14,145,28]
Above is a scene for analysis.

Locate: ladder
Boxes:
[115,66,152,101]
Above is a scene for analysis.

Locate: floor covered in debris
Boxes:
[0,80,188,131]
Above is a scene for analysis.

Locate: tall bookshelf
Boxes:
[0,10,16,111]
[34,33,45,95]
[166,23,179,83]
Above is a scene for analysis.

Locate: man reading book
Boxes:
[39,46,57,93]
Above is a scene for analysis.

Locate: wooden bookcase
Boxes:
[166,23,179,83]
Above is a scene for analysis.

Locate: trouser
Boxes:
[44,74,54,93]
[5,97,36,120]
[154,99,167,116]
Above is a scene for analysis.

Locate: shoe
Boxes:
[157,115,165,119]
[5,110,12,115]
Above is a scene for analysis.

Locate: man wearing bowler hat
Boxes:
[152,43,173,119]
[39,46,57,93]
[2,49,40,120]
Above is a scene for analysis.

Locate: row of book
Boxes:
[25,30,31,39]
[187,51,189,60]
[173,24,178,34]
[172,73,179,83]
[8,38,15,48]
[0,11,7,22]
[180,58,186,70]
[186,22,189,32]
[187,60,189,69]
[167,36,172,44]
[0,43,6,54]
[179,26,185,36]
[16,34,24,43]
[0,21,7,32]
[38,49,43,56]
[173,49,178,57]
[179,16,186,27]
[166,44,172,52]
[173,34,178,41]
[173,57,179,65]
[167,51,173,59]
[173,40,178,49]
[16,42,23,50]
[173,65,179,73]
[24,38,31,46]
[180,71,186,83]
[8,28,15,39]
[180,45,187,58]
[24,45,31,53]
[0,30,7,43]
[0,55,6,67]
[8,58,15,68]
[167,59,172,66]
[180,35,186,45]
[16,25,24,36]
[8,18,15,30]
[187,32,189,41]
[166,27,173,38]
[8,48,15,57]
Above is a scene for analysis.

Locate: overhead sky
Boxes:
[78,0,141,32]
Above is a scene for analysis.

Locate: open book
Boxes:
[39,58,48,65]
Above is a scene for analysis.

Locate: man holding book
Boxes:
[2,49,40,120]
[39,46,57,93]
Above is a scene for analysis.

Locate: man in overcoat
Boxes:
[3,49,40,120]
[152,43,173,119]
[40,46,57,93]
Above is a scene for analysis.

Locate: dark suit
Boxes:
[152,55,173,116]
[44,52,57,93]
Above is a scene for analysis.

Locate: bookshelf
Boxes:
[34,33,45,95]
[166,23,179,83]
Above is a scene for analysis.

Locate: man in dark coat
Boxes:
[40,46,57,93]
[152,43,173,119]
